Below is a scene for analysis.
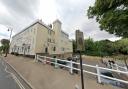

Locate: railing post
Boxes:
[96,65,101,83]
[43,56,46,64]
[55,58,58,68]
[34,54,37,62]
[111,63,114,69]
[36,55,39,62]
[125,67,127,72]
[35,53,36,60]
[70,60,73,74]
[115,64,119,71]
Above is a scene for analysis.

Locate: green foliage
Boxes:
[114,38,128,54]
[0,39,10,53]
[84,38,114,56]
[73,38,128,57]
[1,39,10,45]
[84,38,101,56]
[87,0,128,38]
[73,37,128,68]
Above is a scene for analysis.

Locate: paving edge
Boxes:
[1,57,35,89]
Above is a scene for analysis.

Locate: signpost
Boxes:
[75,30,85,89]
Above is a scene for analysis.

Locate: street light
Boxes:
[4,27,13,57]
[7,27,13,43]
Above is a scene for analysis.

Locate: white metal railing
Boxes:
[111,63,128,72]
[35,55,128,85]
[102,58,127,72]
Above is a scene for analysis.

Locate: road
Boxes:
[0,58,32,89]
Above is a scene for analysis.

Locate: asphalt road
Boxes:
[0,59,21,89]
[0,58,32,89]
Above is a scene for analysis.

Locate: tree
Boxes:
[114,38,128,69]
[84,38,114,56]
[87,0,128,38]
[84,38,95,55]
[98,40,115,56]
[1,39,10,45]
[0,39,10,57]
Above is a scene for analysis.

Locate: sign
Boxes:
[75,30,84,51]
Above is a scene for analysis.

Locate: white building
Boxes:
[10,19,73,58]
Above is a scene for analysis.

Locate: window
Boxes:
[33,29,35,34]
[61,47,64,51]
[45,47,48,53]
[53,47,56,51]
[48,38,51,42]
[28,46,30,52]
[22,47,24,52]
[31,28,32,32]
[53,39,55,43]
[33,38,34,44]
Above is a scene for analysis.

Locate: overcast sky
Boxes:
[0,0,121,41]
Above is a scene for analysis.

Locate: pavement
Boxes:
[1,54,123,89]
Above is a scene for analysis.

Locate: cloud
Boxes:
[0,24,15,40]
[0,0,39,33]
[54,0,120,41]
[0,0,120,41]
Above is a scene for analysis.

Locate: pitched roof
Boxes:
[12,19,53,38]
[12,19,69,38]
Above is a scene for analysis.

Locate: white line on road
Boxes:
[1,59,25,89]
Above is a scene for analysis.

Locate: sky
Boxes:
[0,0,121,41]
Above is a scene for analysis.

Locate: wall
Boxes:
[10,23,38,55]
[34,23,56,54]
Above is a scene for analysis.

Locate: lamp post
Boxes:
[8,28,13,43]
[4,27,13,57]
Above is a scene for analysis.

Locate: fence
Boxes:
[102,58,127,72]
[111,64,127,72]
[35,54,128,85]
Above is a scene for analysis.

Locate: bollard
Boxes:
[96,65,101,83]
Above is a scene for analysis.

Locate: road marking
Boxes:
[1,59,25,89]
[12,74,26,89]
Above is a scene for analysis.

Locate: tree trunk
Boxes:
[4,48,8,57]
